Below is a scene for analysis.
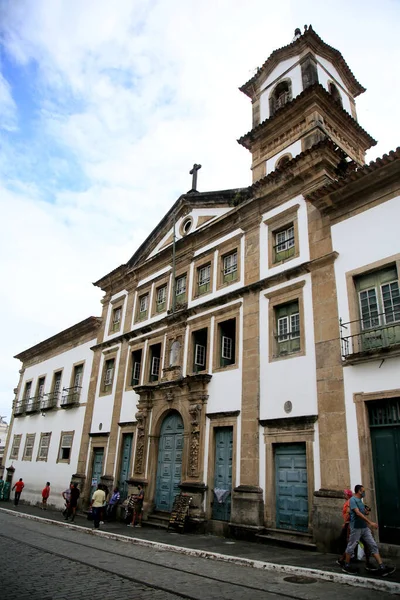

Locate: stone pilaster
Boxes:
[308,202,350,550]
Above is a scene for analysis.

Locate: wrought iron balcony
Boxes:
[61,386,81,408]
[41,392,59,411]
[14,401,25,416]
[340,313,400,361]
[25,397,41,414]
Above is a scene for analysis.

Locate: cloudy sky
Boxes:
[0,0,399,421]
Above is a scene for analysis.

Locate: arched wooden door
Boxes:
[155,412,184,511]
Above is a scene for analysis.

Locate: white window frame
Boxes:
[58,432,74,462]
[359,288,380,330]
[223,252,238,276]
[176,275,187,296]
[10,434,22,460]
[194,344,206,367]
[381,280,400,324]
[73,364,84,388]
[104,360,115,386]
[139,294,149,314]
[198,264,211,286]
[221,336,233,360]
[132,361,141,383]
[37,432,51,461]
[156,286,167,306]
[23,434,36,460]
[277,313,300,342]
[151,356,160,377]
[275,225,295,253]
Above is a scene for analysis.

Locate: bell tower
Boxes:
[238,26,376,184]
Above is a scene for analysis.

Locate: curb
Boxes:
[1,507,399,595]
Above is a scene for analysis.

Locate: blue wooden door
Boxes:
[90,448,104,500]
[118,433,133,500]
[212,427,233,521]
[275,443,308,532]
[155,412,184,511]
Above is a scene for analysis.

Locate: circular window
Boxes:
[180,217,193,236]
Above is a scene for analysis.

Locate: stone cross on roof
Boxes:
[189,163,202,192]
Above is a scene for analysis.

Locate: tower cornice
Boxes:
[240,26,366,99]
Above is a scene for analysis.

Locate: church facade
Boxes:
[5,27,400,552]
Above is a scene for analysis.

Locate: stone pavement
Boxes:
[1,501,399,591]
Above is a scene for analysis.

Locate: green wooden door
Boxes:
[118,433,133,500]
[155,412,184,511]
[275,443,308,532]
[212,427,233,521]
[369,399,400,544]
[90,448,104,500]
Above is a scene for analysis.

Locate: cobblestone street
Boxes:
[0,511,397,600]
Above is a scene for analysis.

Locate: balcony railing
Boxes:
[25,396,41,414]
[61,386,81,408]
[14,401,25,416]
[41,391,59,411]
[340,313,400,359]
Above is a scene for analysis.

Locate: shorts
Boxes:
[42,497,48,504]
[345,527,378,556]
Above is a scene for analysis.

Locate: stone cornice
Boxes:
[240,26,365,99]
[91,252,338,352]
[238,84,376,152]
[14,316,102,363]
[306,147,400,213]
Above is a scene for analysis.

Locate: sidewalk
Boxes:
[2,502,400,591]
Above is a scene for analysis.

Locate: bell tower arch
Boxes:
[238,26,376,184]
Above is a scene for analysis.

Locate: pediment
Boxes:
[128,189,245,268]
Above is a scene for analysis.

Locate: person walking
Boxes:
[127,483,144,528]
[62,483,72,518]
[90,484,106,530]
[65,482,80,522]
[106,487,120,522]
[341,484,395,577]
[12,478,24,506]
[41,482,51,510]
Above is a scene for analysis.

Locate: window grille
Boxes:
[369,399,400,427]
[275,226,295,253]
[157,286,166,305]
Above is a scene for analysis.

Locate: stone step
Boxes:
[255,528,317,551]
[146,511,171,529]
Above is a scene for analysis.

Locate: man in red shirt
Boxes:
[12,478,24,506]
[41,482,51,510]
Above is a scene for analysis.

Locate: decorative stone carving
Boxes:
[134,408,148,474]
[169,339,181,367]
[164,390,174,403]
[188,403,202,478]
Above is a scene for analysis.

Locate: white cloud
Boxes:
[0,72,17,131]
[0,0,399,421]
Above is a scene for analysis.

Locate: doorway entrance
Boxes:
[118,433,133,500]
[212,427,233,521]
[155,412,184,511]
[89,448,104,500]
[275,443,308,532]
[369,398,400,544]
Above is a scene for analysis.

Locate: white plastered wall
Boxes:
[266,140,302,175]
[7,338,96,508]
[316,55,352,115]
[259,58,302,122]
[332,195,400,486]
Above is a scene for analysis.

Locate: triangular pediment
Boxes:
[128,189,246,268]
